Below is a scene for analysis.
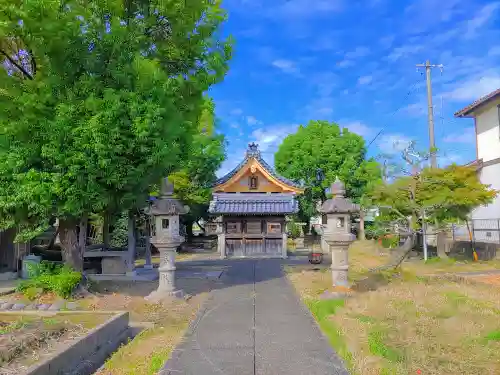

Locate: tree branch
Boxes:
[0,49,33,80]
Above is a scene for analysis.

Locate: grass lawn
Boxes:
[286,240,500,375]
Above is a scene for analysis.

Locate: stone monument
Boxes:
[145,177,189,302]
[320,177,360,298]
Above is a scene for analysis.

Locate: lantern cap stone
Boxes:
[148,177,189,216]
[320,178,360,214]
[331,177,346,197]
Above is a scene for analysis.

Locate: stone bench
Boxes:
[83,251,129,275]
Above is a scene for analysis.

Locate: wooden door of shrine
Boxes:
[224,217,283,258]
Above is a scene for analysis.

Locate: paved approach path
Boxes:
[161,259,348,375]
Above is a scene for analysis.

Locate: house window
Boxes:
[249,175,258,190]
[267,223,281,234]
[226,222,241,234]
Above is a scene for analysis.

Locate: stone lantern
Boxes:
[320,178,360,296]
[145,177,189,302]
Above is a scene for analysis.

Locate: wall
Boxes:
[219,169,287,193]
[476,98,500,162]
[472,163,500,220]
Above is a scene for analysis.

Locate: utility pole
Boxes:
[416,60,443,169]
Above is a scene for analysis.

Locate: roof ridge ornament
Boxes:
[246,142,260,158]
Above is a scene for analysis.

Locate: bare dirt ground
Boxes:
[286,240,500,375]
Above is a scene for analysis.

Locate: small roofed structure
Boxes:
[209,143,304,258]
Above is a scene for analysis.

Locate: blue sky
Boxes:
[209,0,500,176]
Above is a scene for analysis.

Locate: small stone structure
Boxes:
[145,178,189,302]
[320,178,359,297]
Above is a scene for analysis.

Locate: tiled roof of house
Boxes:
[214,143,303,189]
[454,88,500,117]
[208,193,299,215]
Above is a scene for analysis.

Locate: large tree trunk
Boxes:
[59,218,83,271]
[359,210,366,240]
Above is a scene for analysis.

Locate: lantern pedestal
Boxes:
[145,245,184,302]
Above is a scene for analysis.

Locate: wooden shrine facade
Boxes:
[209,143,304,258]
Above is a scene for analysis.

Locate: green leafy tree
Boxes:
[274,120,381,223]
[168,98,226,239]
[0,0,231,270]
[368,164,497,254]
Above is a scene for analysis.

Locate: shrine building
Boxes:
[208,143,304,258]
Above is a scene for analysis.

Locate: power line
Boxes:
[366,76,424,150]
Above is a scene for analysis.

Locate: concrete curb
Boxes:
[15,311,130,375]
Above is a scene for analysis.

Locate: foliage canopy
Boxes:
[274,120,381,221]
[0,0,231,268]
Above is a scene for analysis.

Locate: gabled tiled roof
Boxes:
[214,143,303,189]
[454,88,500,117]
[208,193,299,215]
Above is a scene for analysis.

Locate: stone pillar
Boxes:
[155,243,181,295]
[144,217,153,270]
[126,210,137,276]
[282,231,288,259]
[216,216,225,259]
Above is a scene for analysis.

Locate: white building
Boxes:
[455,88,500,222]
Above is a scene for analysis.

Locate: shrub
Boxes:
[17,261,82,299]
[379,234,399,249]
[288,222,302,239]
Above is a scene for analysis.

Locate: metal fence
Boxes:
[451,219,500,244]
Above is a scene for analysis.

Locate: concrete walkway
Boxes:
[160,259,348,375]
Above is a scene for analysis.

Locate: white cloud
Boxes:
[465,2,500,39]
[246,116,261,126]
[345,46,370,59]
[310,72,337,96]
[337,59,354,68]
[438,152,466,167]
[443,75,500,102]
[488,46,500,56]
[278,0,344,17]
[251,124,299,153]
[230,108,243,116]
[377,134,413,155]
[402,102,426,116]
[403,0,461,33]
[230,122,239,129]
[387,44,423,62]
[379,35,395,49]
[339,121,374,138]
[443,127,475,144]
[271,59,299,74]
[358,75,373,85]
[302,96,335,118]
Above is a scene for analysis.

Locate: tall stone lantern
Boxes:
[145,177,189,302]
[320,178,360,297]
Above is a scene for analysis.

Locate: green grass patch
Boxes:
[304,299,357,373]
[367,328,404,363]
[353,314,377,324]
[484,330,500,341]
